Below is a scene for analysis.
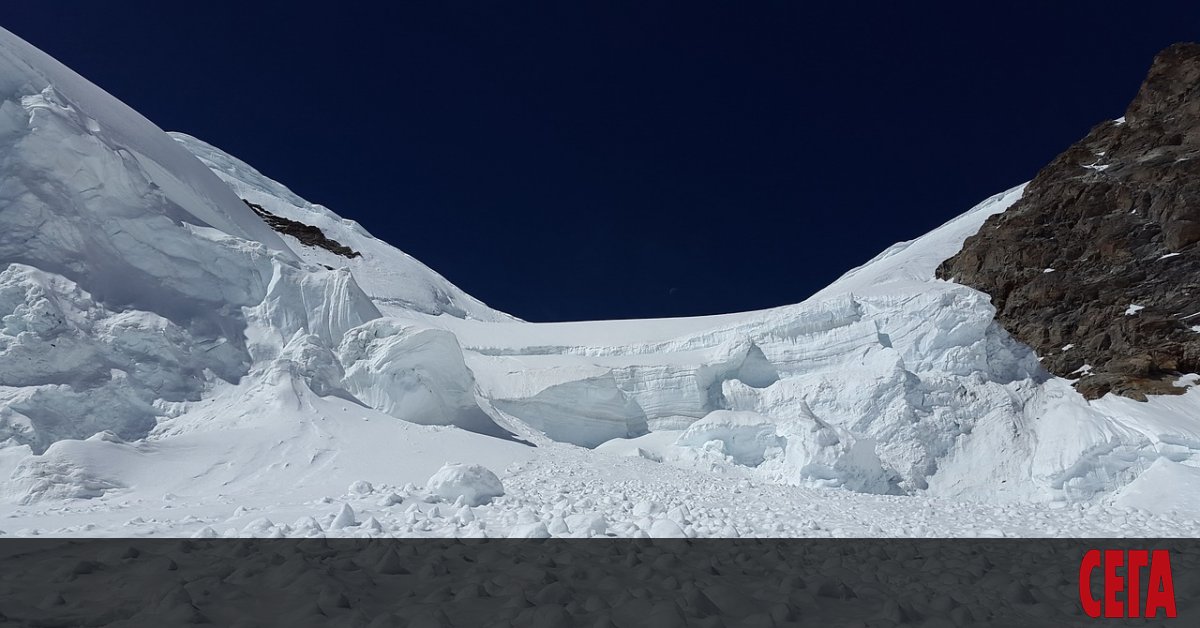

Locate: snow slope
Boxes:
[170,132,515,323]
[0,24,296,451]
[1,24,1199,537]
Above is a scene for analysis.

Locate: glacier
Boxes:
[1,25,1199,537]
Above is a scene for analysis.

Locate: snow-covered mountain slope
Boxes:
[418,185,1200,505]
[170,132,515,324]
[1,24,1199,537]
[0,24,508,458]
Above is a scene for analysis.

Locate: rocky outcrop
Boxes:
[937,43,1200,400]
[243,199,361,258]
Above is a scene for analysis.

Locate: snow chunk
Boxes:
[675,410,782,466]
[330,503,357,529]
[771,401,894,494]
[425,462,505,506]
[492,374,648,448]
[648,519,687,538]
[338,319,507,436]
[190,526,219,539]
[1125,304,1145,316]
[348,480,374,495]
[507,522,551,538]
[565,513,608,536]
[632,500,666,517]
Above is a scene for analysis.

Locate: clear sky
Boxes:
[4,2,1200,321]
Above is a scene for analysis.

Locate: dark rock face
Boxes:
[242,199,362,259]
[937,43,1200,401]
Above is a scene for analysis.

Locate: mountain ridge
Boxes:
[938,42,1200,401]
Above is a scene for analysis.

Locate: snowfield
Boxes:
[1,25,1200,538]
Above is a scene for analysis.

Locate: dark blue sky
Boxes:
[4,3,1199,321]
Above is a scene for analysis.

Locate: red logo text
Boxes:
[1079,549,1176,618]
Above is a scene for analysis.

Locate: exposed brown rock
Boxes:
[937,43,1200,400]
[242,199,361,259]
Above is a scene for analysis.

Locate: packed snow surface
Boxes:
[2,25,1200,537]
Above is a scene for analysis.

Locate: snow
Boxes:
[0,29,286,252]
[329,503,357,529]
[1125,303,1145,315]
[424,462,505,506]
[1110,458,1200,518]
[1176,373,1200,388]
[676,410,783,466]
[336,319,510,437]
[170,132,514,324]
[2,25,1200,538]
[0,28,295,349]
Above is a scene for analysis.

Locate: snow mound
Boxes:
[7,437,133,503]
[425,462,505,506]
